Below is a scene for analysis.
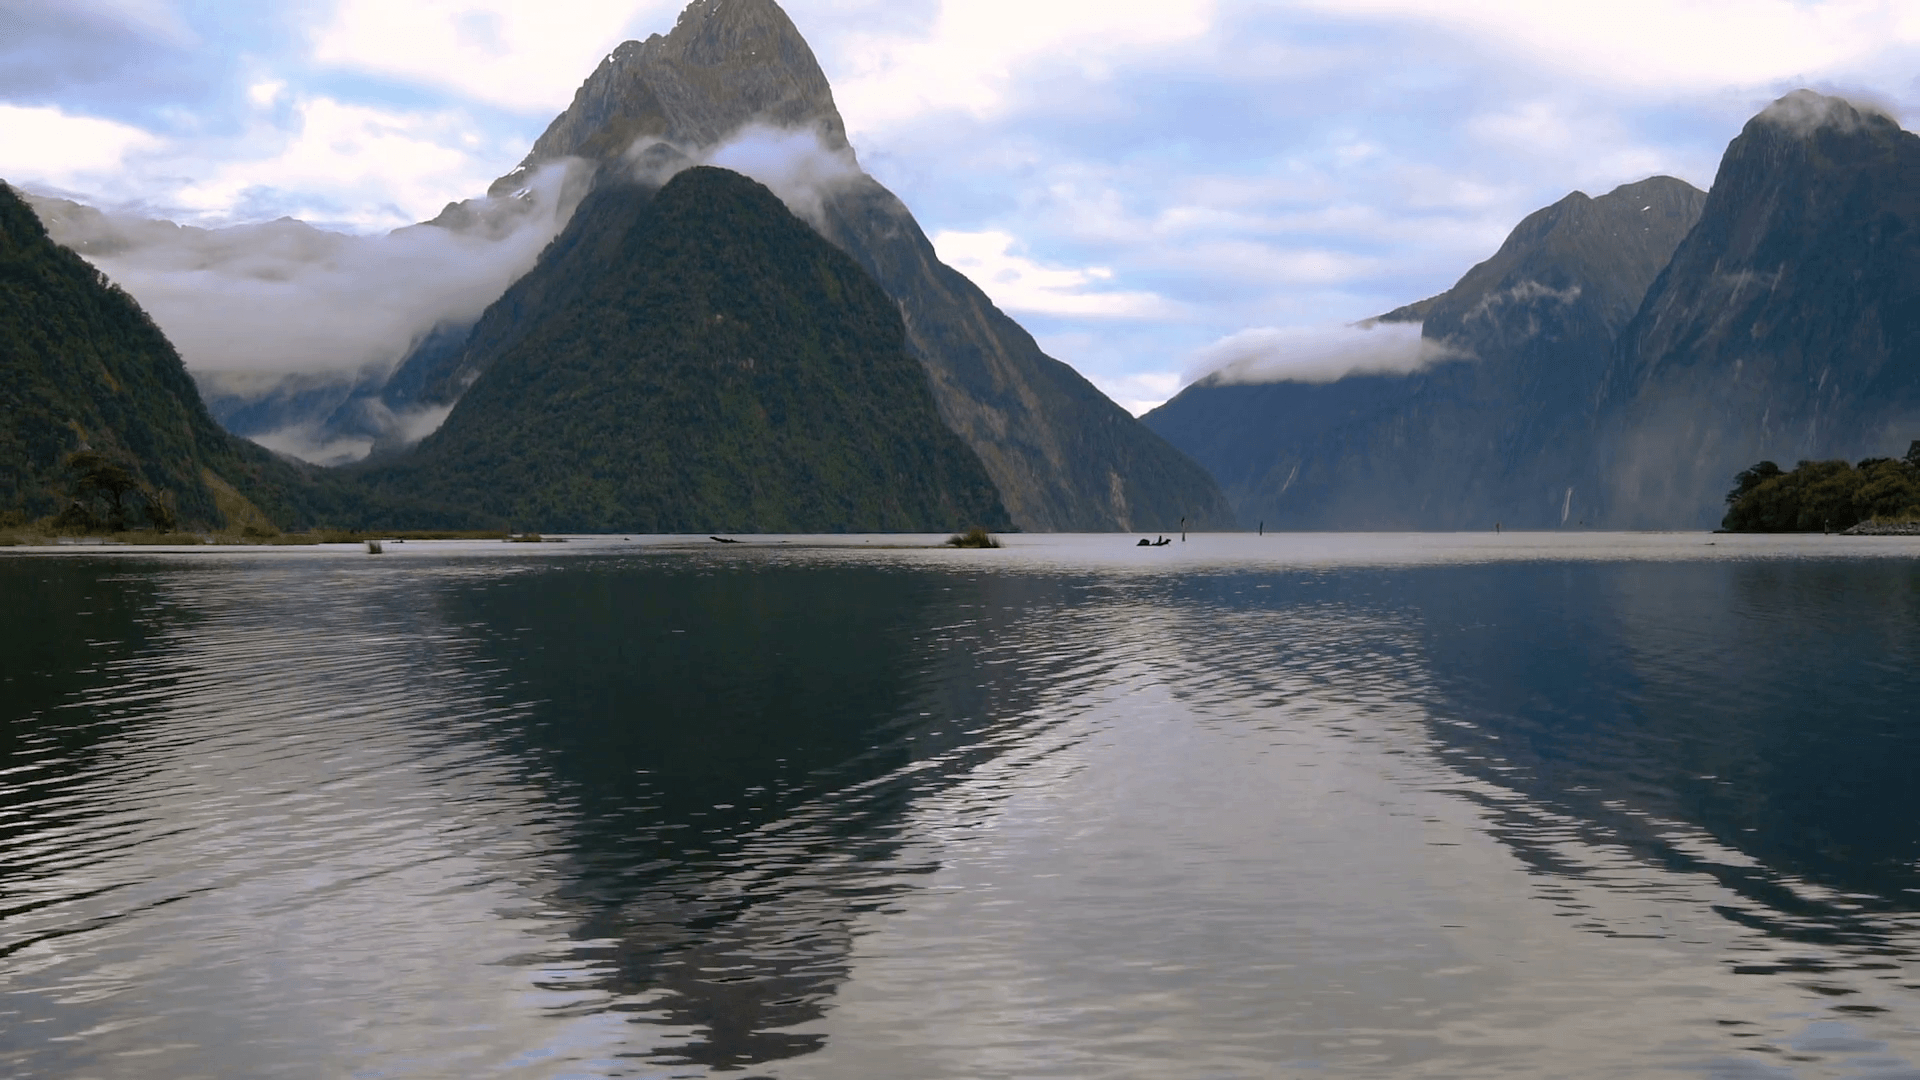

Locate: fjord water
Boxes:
[5,536,1920,1078]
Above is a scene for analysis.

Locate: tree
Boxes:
[142,488,177,532]
[1727,460,1783,506]
[67,450,140,531]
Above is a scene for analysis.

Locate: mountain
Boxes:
[388,0,1230,532]
[1598,91,1920,527]
[1145,176,1706,529]
[0,180,317,532]
[351,167,1011,534]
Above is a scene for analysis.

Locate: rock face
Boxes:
[1597,92,1920,527]
[1145,176,1705,529]
[356,168,1012,534]
[0,182,301,529]
[393,0,1230,531]
[491,0,849,193]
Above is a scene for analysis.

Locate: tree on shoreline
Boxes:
[1722,446,1920,532]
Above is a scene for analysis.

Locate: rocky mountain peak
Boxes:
[1682,90,1919,275]
[1753,89,1901,139]
[490,0,845,196]
[1420,175,1706,347]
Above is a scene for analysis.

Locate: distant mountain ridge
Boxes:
[1146,176,1706,529]
[1149,90,1920,531]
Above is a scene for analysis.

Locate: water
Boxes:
[4,533,1920,1078]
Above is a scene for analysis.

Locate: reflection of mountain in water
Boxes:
[13,547,1920,1076]
[430,558,1074,1069]
[1156,560,1920,960]
[1413,561,1920,919]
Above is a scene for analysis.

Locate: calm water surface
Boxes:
[4,533,1920,1078]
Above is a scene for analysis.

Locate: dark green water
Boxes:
[4,534,1920,1078]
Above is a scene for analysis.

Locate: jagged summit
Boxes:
[490,0,845,196]
[1420,175,1706,351]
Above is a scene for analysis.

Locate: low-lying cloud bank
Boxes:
[1192,320,1466,386]
[249,401,457,468]
[25,158,585,425]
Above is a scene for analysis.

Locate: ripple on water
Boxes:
[3,540,1920,1077]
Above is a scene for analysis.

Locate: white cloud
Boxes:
[1297,0,1920,93]
[0,104,159,189]
[248,402,454,467]
[247,80,287,108]
[1095,370,1185,417]
[312,0,676,115]
[701,125,862,227]
[830,0,1215,136]
[172,97,512,229]
[1191,321,1463,385]
[932,229,1173,318]
[33,160,583,387]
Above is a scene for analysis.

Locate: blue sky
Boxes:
[5,0,1920,413]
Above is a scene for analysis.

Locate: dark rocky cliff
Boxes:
[1598,91,1920,527]
[396,0,1230,531]
[1146,176,1705,529]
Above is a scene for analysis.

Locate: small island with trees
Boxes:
[1722,442,1920,533]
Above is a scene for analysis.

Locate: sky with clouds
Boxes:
[4,0,1920,414]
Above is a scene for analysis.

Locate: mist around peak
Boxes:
[1192,321,1467,387]
[622,124,863,231]
[1755,88,1901,137]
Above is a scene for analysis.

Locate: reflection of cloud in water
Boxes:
[796,569,1920,1076]
[0,559,593,1077]
[440,564,1075,1070]
[10,542,1920,1077]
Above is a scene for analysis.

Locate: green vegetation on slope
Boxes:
[0,180,325,530]
[1722,446,1920,532]
[357,167,1010,534]
[0,180,584,535]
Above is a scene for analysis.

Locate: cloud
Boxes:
[170,96,519,230]
[0,0,196,98]
[11,0,1920,429]
[1755,88,1899,135]
[0,104,159,188]
[700,125,863,227]
[827,0,1215,138]
[1094,370,1186,417]
[248,403,456,469]
[312,0,675,116]
[3,90,531,232]
[1462,280,1581,324]
[1191,321,1465,386]
[1293,0,1920,94]
[28,159,584,386]
[931,229,1173,318]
